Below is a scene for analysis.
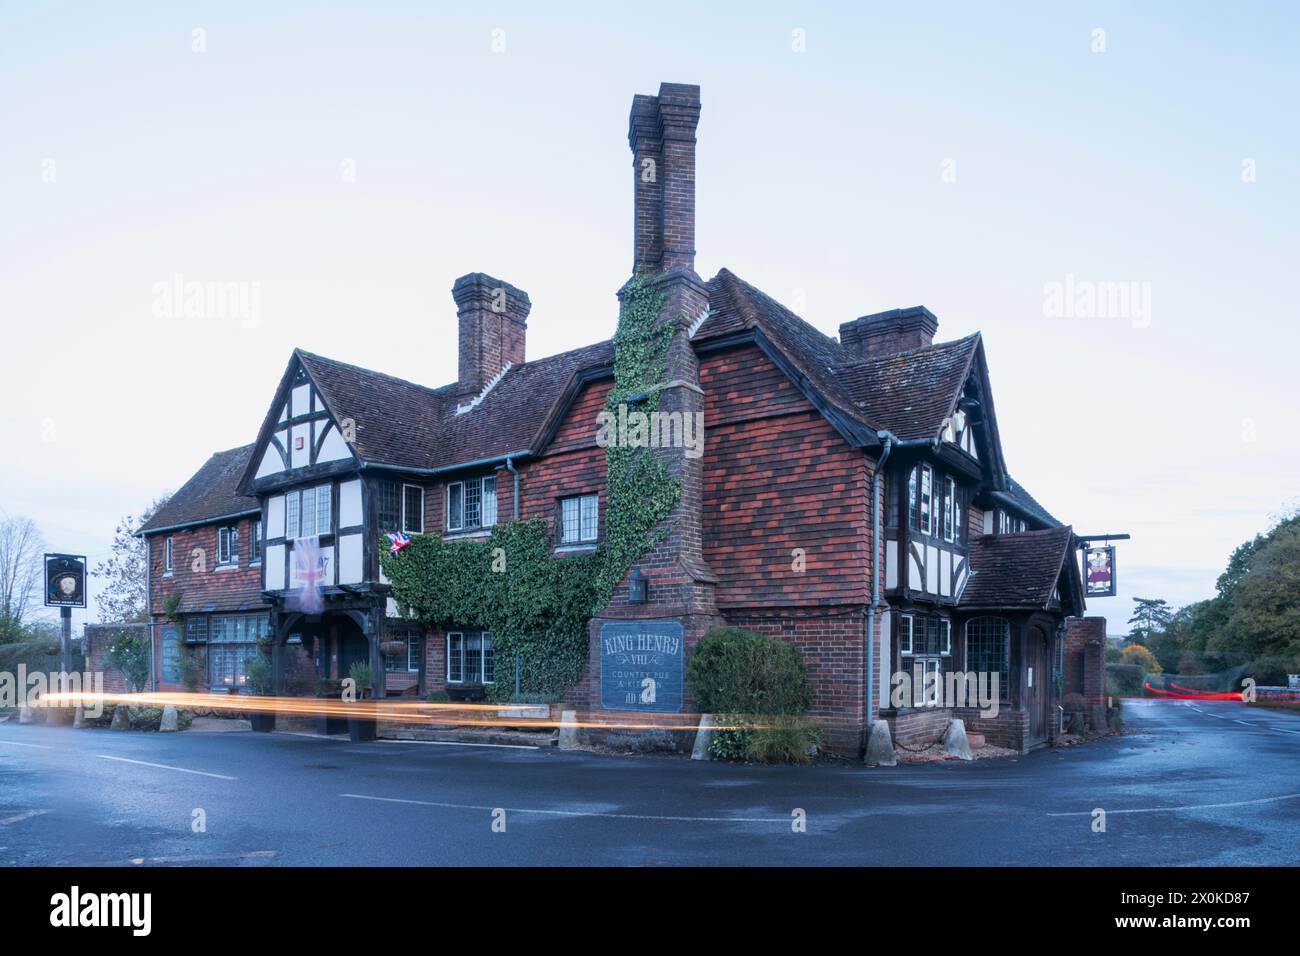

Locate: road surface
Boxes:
[1,698,1297,866]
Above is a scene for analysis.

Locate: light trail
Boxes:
[34,690,764,732]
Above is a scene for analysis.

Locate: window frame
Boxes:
[446,632,464,683]
[965,616,1012,702]
[559,493,599,545]
[217,525,238,566]
[164,536,173,573]
[943,477,956,543]
[446,477,497,534]
[251,520,263,563]
[402,484,425,535]
[285,483,333,540]
[445,630,493,684]
[919,465,933,536]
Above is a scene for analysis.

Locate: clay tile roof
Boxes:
[1003,477,1064,528]
[295,350,457,470]
[137,445,260,535]
[698,268,985,442]
[700,269,878,434]
[834,334,980,441]
[960,526,1075,609]
[427,339,614,470]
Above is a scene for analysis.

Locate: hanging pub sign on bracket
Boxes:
[1074,533,1128,599]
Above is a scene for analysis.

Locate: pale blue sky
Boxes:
[2,2,1297,630]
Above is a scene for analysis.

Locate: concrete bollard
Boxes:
[110,706,131,731]
[864,718,897,767]
[943,718,974,760]
[19,704,34,725]
[73,705,85,728]
[691,714,716,760]
[558,710,580,750]
[159,705,179,732]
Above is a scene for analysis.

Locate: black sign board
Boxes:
[44,553,87,608]
[1083,546,1117,598]
[599,620,684,713]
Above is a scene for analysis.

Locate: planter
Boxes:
[250,712,275,733]
[316,692,347,735]
[348,716,377,742]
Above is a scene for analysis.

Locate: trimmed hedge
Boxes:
[1106,662,1145,697]
[0,640,85,678]
[687,628,812,716]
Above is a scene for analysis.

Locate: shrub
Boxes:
[180,651,205,692]
[1106,663,1145,697]
[747,717,821,764]
[426,691,451,703]
[105,632,150,692]
[244,653,273,696]
[709,715,754,761]
[348,661,374,697]
[687,628,812,717]
[1062,692,1085,714]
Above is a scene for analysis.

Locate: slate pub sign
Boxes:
[599,620,684,713]
[1083,546,1117,598]
[44,553,87,608]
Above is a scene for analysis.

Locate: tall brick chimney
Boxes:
[839,306,939,360]
[452,272,529,401]
[583,82,721,712]
[629,83,701,277]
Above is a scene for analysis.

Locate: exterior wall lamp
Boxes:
[627,568,648,604]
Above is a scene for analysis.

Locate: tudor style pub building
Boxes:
[134,82,1102,755]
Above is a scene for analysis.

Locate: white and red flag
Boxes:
[290,536,327,615]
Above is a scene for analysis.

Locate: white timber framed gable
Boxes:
[253,361,356,480]
[239,353,370,598]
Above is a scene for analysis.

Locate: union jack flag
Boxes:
[290,536,327,615]
[386,531,412,557]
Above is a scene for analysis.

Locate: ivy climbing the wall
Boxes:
[381,276,683,701]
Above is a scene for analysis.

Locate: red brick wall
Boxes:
[720,611,867,753]
[1064,616,1107,703]
[701,345,870,609]
[148,517,265,615]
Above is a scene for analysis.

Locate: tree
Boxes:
[0,515,44,642]
[1121,643,1162,674]
[1126,597,1172,645]
[1220,520,1300,669]
[92,495,170,624]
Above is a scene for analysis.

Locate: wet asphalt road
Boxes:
[0,698,1297,866]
